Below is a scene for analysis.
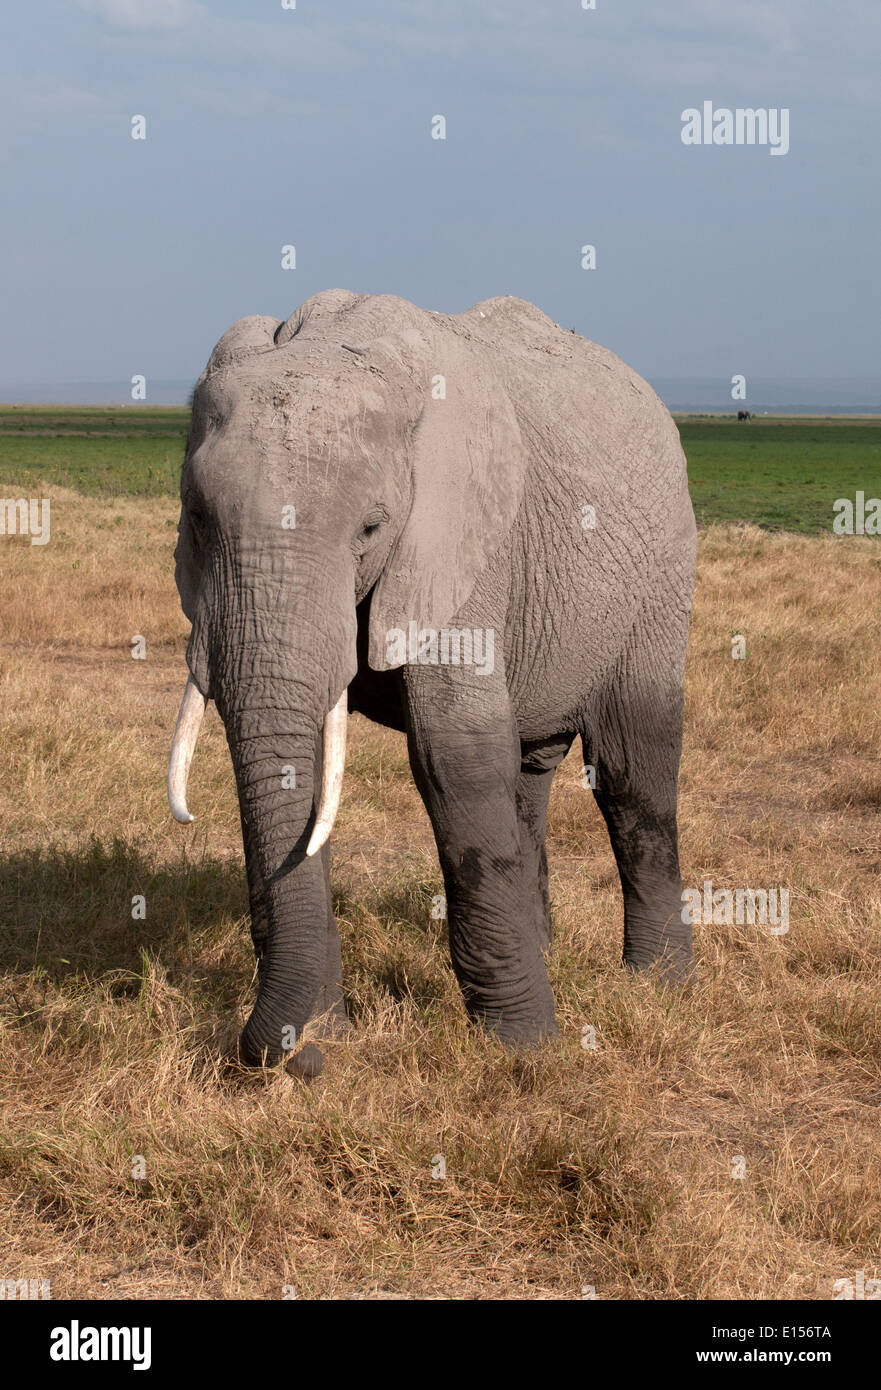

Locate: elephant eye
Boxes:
[359,508,386,541]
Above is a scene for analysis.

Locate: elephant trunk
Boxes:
[228,706,330,1066]
[176,543,355,1067]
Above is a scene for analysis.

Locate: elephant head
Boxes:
[168,290,526,1066]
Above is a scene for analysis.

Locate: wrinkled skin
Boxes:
[174,290,696,1067]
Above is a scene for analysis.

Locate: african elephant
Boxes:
[169,290,696,1072]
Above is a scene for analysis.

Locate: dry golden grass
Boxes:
[1,489,880,1299]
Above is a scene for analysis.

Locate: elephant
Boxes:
[168,289,696,1072]
[737,410,753,421]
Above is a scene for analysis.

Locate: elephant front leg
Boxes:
[404,668,558,1044]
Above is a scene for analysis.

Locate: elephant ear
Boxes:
[174,508,201,623]
[367,343,525,671]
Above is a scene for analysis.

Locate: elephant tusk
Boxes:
[306,689,348,857]
[168,674,206,824]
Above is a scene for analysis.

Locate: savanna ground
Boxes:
[1,407,880,1299]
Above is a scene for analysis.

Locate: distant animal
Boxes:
[169,289,696,1071]
[737,410,753,422]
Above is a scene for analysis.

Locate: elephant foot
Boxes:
[285,1042,324,1080]
[623,943,696,984]
[496,1028,560,1053]
[235,1030,327,1077]
[473,1007,560,1047]
[625,960,697,990]
[623,905,695,984]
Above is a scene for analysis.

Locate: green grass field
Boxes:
[0,405,878,530]
[0,405,186,498]
[679,418,881,532]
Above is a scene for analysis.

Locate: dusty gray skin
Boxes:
[171,290,696,1068]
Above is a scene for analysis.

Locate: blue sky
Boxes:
[2,0,878,388]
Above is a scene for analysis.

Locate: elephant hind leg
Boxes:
[516,734,576,952]
[579,571,694,982]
